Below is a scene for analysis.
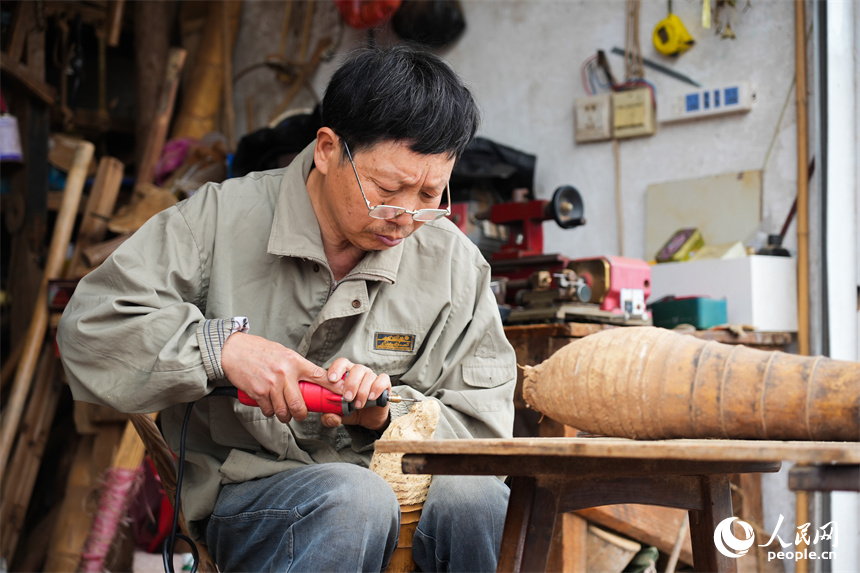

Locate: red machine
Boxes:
[490,185,585,260]
[568,256,651,317]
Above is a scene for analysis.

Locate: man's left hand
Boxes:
[320,359,391,432]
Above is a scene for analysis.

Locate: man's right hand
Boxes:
[220,332,330,423]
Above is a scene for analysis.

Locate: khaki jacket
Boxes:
[58,142,516,537]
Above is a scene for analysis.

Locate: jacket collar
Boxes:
[267,141,403,283]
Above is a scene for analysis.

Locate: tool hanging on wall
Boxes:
[653,1,695,57]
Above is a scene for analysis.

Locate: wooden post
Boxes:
[795,0,810,357]
[0,140,94,477]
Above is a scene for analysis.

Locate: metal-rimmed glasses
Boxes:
[342,139,451,222]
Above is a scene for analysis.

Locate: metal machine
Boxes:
[505,256,653,326]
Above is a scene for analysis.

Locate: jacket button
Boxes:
[352,299,361,308]
[312,264,320,272]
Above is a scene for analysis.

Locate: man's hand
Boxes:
[221,332,330,423]
[320,358,391,432]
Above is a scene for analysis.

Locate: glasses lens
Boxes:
[413,210,448,222]
[368,206,407,220]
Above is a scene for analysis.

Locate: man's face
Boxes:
[322,138,456,252]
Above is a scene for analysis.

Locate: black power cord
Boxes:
[163,388,238,573]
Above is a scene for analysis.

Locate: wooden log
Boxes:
[522,326,860,441]
[171,1,242,140]
[68,156,124,277]
[0,140,94,477]
[0,345,60,560]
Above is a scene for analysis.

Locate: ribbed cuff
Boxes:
[197,317,249,381]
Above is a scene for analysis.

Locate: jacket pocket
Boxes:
[462,362,516,389]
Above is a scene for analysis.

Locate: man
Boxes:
[58,45,516,572]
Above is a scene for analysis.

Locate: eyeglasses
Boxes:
[342,139,451,222]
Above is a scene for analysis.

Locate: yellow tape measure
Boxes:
[653,13,695,57]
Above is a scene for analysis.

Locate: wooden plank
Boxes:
[7,2,35,62]
[402,453,780,480]
[378,438,860,465]
[0,53,57,105]
[136,47,186,185]
[0,141,94,476]
[576,504,693,566]
[0,346,60,561]
[562,513,588,573]
[68,156,124,276]
[789,465,860,492]
[106,0,125,47]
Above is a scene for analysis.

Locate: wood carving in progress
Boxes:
[523,326,860,441]
[370,400,441,505]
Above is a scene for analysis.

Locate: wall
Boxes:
[236,1,798,263]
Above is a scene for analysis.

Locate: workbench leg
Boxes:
[688,474,738,573]
[497,476,561,573]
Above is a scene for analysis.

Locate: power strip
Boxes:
[660,81,756,124]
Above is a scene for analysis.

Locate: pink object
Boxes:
[154,138,196,185]
[571,255,652,316]
[79,466,145,573]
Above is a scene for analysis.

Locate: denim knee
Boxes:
[206,463,401,572]
[413,475,509,573]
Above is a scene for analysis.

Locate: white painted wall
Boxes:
[237,1,801,265]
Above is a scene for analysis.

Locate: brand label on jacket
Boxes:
[374,333,415,352]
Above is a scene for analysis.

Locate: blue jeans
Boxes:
[205,463,509,572]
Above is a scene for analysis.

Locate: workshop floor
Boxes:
[132,550,193,572]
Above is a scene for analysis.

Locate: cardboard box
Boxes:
[649,256,798,332]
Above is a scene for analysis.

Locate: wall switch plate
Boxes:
[612,88,656,139]
[574,94,612,143]
[661,81,756,123]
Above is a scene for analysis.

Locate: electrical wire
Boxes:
[162,402,200,573]
[580,55,598,95]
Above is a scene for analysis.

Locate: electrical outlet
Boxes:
[661,81,756,123]
[612,88,656,139]
[574,94,612,143]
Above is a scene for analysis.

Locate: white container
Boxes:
[649,255,798,332]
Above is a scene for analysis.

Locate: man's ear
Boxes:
[314,128,338,175]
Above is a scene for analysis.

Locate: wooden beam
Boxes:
[0,54,56,105]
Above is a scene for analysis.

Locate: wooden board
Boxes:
[645,170,762,261]
[375,438,860,465]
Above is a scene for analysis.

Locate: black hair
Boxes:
[321,44,480,161]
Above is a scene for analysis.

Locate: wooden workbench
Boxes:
[502,322,797,570]
[376,438,859,573]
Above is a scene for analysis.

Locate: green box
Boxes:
[649,296,728,330]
